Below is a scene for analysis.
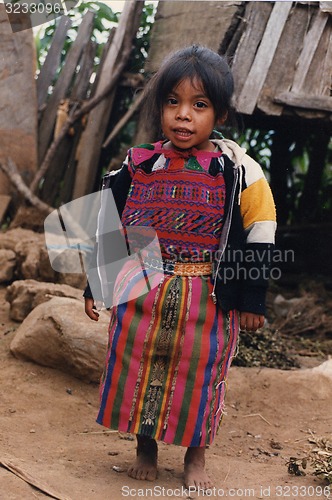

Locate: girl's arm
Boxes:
[239,154,277,318]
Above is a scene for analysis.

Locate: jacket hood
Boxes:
[213,138,247,166]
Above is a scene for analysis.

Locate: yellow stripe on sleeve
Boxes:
[240,177,276,229]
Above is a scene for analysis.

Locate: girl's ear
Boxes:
[216,111,228,126]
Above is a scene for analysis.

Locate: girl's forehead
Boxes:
[171,77,206,94]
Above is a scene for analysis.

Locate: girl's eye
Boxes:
[195,101,208,108]
[166,97,177,105]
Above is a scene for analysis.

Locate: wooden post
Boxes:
[36,15,72,111]
[37,11,95,165]
[41,40,97,206]
[72,0,143,199]
[291,10,329,94]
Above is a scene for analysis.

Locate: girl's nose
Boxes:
[176,105,191,121]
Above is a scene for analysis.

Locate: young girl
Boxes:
[84,45,276,490]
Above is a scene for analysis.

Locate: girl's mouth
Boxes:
[173,128,192,138]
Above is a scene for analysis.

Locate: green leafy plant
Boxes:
[35,1,119,71]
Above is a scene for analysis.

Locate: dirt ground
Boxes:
[0,285,331,500]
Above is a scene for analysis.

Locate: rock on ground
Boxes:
[6,279,85,322]
[0,228,41,252]
[10,296,110,383]
[0,228,87,288]
[0,249,16,282]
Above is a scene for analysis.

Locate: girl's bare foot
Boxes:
[184,446,213,490]
[127,435,158,481]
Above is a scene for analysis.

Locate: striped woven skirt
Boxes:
[96,260,239,447]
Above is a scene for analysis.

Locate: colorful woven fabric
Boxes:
[122,141,226,262]
[96,143,239,447]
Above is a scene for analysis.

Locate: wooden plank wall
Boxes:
[146,1,332,121]
[236,2,293,114]
[257,3,313,117]
[232,1,332,118]
[273,7,332,116]
[231,2,273,95]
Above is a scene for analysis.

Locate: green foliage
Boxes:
[35,1,119,71]
[131,2,155,71]
[289,133,332,223]
[35,1,156,73]
[231,128,274,179]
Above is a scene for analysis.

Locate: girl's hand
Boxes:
[85,297,100,321]
[240,312,264,332]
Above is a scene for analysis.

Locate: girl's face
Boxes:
[161,78,218,151]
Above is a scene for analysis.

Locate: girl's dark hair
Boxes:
[141,45,234,135]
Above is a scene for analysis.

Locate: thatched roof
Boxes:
[146,1,332,123]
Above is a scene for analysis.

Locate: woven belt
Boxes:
[171,262,212,276]
[141,257,212,276]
